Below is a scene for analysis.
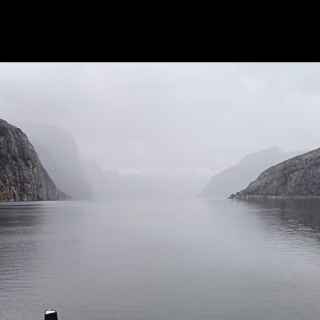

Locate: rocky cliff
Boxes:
[25,125,92,200]
[0,119,67,201]
[202,147,297,198]
[231,147,320,200]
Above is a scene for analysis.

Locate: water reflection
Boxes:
[0,203,45,229]
[2,199,320,320]
[0,202,46,283]
[236,198,320,238]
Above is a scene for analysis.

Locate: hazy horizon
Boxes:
[3,63,320,320]
[0,63,319,177]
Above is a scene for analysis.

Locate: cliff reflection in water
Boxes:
[239,198,320,237]
[0,203,46,282]
[3,199,320,320]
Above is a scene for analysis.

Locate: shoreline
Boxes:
[230,194,320,200]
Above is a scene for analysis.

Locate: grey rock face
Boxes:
[232,147,320,199]
[0,119,67,201]
[202,147,296,198]
[25,125,92,200]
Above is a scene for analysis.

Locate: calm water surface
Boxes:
[1,197,320,320]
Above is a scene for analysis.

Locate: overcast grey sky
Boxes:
[0,63,319,175]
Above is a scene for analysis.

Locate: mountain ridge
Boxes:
[202,147,299,198]
[0,119,67,201]
[231,147,320,200]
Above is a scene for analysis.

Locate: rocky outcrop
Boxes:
[202,147,297,198]
[231,147,320,200]
[25,125,92,200]
[0,119,67,201]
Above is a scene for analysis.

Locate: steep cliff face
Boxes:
[231,147,320,199]
[25,125,92,200]
[202,147,297,198]
[0,119,66,201]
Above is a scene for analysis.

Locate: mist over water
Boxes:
[1,198,320,320]
[2,63,320,319]
[2,62,320,176]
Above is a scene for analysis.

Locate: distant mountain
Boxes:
[0,119,66,201]
[231,147,320,200]
[83,161,121,199]
[202,147,299,198]
[85,167,175,199]
[24,125,92,200]
[85,163,206,200]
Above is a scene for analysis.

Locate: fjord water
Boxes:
[1,198,320,320]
